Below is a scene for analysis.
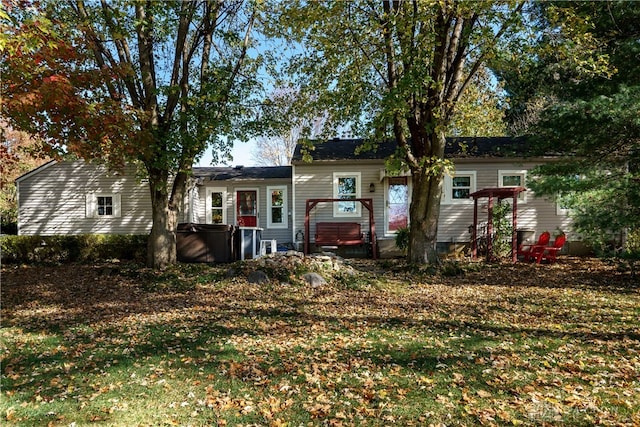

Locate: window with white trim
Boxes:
[86,193,121,218]
[206,187,227,224]
[556,193,570,216]
[442,171,476,204]
[333,172,361,216]
[498,170,527,202]
[267,186,288,228]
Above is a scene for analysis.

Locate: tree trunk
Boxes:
[146,171,177,269]
[407,131,446,265]
[144,161,192,269]
[408,168,445,264]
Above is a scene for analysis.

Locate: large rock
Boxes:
[302,272,326,288]
[247,270,270,284]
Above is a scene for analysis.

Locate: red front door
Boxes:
[237,190,257,227]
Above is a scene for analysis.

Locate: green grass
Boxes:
[1,258,639,426]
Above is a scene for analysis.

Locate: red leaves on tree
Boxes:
[2,8,138,164]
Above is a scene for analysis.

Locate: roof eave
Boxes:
[291,158,386,165]
[15,160,58,183]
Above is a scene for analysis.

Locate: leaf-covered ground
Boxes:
[1,257,639,426]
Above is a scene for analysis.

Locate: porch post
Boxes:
[365,198,377,260]
[472,197,478,259]
[512,192,518,263]
[486,195,494,262]
[304,200,310,255]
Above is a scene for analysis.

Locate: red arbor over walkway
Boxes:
[470,187,526,263]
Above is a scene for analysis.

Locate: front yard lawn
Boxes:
[1,257,638,426]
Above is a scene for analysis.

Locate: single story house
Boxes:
[16,137,580,258]
[16,161,292,255]
[16,161,153,236]
[290,137,575,257]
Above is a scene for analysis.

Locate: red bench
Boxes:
[314,222,365,246]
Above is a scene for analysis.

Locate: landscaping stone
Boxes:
[302,272,326,287]
[241,251,362,286]
[247,270,270,284]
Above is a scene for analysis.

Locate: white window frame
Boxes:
[206,187,227,224]
[385,176,411,236]
[442,171,476,204]
[555,192,570,216]
[85,193,121,218]
[333,172,361,217]
[267,185,288,229]
[498,170,527,203]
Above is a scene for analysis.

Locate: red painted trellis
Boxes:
[469,187,526,263]
[304,198,377,259]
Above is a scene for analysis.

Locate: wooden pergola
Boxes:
[304,198,377,259]
[469,187,526,263]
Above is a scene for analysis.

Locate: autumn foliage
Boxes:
[3,0,261,268]
[0,123,51,232]
[2,6,138,165]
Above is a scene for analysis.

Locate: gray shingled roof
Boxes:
[291,137,531,162]
[192,166,291,181]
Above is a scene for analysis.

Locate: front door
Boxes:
[387,177,408,233]
[237,190,257,227]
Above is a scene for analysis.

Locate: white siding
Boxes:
[294,162,386,243]
[195,179,293,246]
[18,161,152,235]
[18,158,573,250]
[438,160,573,244]
[294,159,573,248]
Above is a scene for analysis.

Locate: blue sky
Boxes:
[195,37,294,168]
[195,139,257,167]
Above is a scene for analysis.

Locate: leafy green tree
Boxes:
[1,0,263,268]
[269,0,525,264]
[498,1,640,257]
[448,66,507,137]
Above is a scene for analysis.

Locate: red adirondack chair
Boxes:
[517,231,550,262]
[535,234,567,264]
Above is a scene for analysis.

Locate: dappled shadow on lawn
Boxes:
[2,256,638,341]
[349,256,638,292]
[462,257,638,293]
[1,257,639,425]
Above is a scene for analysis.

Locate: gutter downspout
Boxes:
[291,163,297,248]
